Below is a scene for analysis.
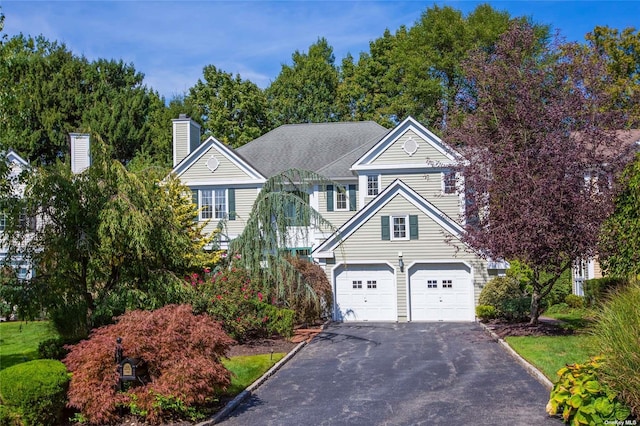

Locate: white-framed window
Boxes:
[201,189,227,220]
[392,215,408,240]
[335,187,348,211]
[214,189,226,219]
[427,280,438,289]
[443,171,456,194]
[367,175,380,197]
[367,280,377,289]
[352,280,362,289]
[442,279,453,288]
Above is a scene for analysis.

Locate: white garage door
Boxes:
[409,263,474,322]
[334,264,395,322]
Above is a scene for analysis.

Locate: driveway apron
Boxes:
[218,322,560,425]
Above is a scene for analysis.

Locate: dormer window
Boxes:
[367,175,380,197]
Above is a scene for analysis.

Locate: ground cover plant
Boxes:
[0,321,58,370]
[63,305,234,425]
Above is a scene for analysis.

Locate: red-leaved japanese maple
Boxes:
[63,304,234,424]
[447,22,631,324]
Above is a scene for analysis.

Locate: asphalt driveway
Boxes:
[217,322,561,425]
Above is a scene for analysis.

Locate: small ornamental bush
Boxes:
[192,266,295,341]
[547,357,632,424]
[592,281,640,416]
[475,305,497,321]
[63,304,234,425]
[0,359,70,426]
[478,276,530,322]
[564,294,585,309]
[583,276,628,306]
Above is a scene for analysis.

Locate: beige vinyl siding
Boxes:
[373,130,452,165]
[174,122,189,165]
[181,146,253,181]
[380,173,460,221]
[200,187,259,237]
[318,185,359,230]
[329,194,487,319]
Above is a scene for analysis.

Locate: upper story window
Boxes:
[0,213,6,231]
[443,171,456,194]
[335,187,348,211]
[327,185,356,212]
[367,175,380,197]
[284,191,310,226]
[200,189,227,220]
[392,215,408,240]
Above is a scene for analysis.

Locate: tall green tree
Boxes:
[266,38,339,126]
[188,65,269,147]
[1,137,213,338]
[586,26,640,125]
[599,153,640,277]
[447,22,628,325]
[0,33,161,165]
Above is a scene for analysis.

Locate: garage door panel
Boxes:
[335,265,395,322]
[409,263,473,322]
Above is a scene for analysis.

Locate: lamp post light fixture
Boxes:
[398,252,404,272]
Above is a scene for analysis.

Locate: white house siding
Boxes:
[380,173,460,221]
[371,130,452,166]
[329,195,487,321]
[180,145,254,182]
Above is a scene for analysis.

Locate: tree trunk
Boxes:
[529,288,542,326]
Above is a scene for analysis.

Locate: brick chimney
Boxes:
[172,114,202,167]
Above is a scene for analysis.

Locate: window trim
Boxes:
[443,171,457,195]
[334,187,349,211]
[200,189,227,220]
[391,215,409,240]
[366,175,380,197]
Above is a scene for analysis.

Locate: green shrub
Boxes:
[545,303,570,315]
[478,276,530,322]
[0,359,70,426]
[259,303,295,337]
[564,294,585,309]
[547,357,632,424]
[0,405,19,426]
[37,338,70,361]
[583,276,628,306]
[592,281,640,416]
[475,305,497,321]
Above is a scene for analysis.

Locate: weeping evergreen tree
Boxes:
[229,169,337,313]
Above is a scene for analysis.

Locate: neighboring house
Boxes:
[572,129,640,296]
[0,149,33,281]
[170,114,506,322]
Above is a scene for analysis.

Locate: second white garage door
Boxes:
[334,264,396,322]
[409,263,474,322]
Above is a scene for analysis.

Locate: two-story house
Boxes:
[170,114,503,323]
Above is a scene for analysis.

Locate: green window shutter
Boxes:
[381,215,390,240]
[327,185,334,212]
[349,184,356,211]
[409,215,419,240]
[228,188,236,220]
[192,190,199,221]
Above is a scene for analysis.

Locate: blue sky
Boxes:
[1,1,638,100]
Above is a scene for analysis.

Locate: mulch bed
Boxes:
[482,318,574,339]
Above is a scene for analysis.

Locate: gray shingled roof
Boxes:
[236,121,389,178]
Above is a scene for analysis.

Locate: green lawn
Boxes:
[223,353,286,396]
[0,321,59,370]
